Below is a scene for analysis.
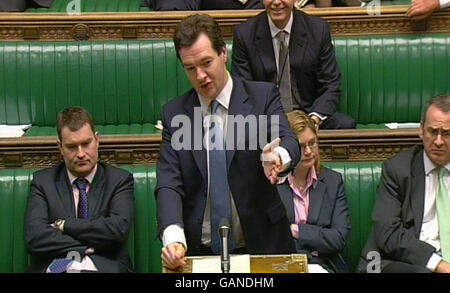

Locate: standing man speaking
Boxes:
[156,14,301,270]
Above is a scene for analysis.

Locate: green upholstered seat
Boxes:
[0,162,381,272]
[0,35,448,135]
[25,0,149,12]
[323,161,382,271]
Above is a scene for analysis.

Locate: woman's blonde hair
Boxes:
[286,110,321,172]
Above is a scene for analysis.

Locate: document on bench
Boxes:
[385,122,420,129]
[192,254,251,273]
[0,124,31,137]
[308,264,329,273]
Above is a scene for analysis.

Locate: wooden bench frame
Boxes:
[0,129,421,168]
[0,6,447,167]
[0,6,449,41]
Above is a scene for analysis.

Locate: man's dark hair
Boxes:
[421,94,450,123]
[173,14,226,60]
[56,106,95,140]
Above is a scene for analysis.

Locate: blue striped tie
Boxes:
[208,100,234,254]
[74,178,88,219]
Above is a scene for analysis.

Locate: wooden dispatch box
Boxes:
[163,254,308,273]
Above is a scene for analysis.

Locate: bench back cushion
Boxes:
[334,34,450,124]
[1,34,449,131]
[324,161,382,271]
[26,0,148,12]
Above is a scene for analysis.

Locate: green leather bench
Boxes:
[0,34,448,135]
[0,161,381,272]
[26,0,151,12]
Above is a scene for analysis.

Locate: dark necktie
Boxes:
[276,30,293,112]
[74,178,89,219]
[208,100,234,254]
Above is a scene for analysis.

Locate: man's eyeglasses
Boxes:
[424,128,450,139]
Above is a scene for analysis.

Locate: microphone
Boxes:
[219,218,231,273]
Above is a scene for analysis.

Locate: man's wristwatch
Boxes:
[54,219,65,231]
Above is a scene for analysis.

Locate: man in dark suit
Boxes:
[25,106,134,273]
[0,0,52,11]
[156,14,301,270]
[150,0,263,10]
[357,95,450,273]
[232,0,356,129]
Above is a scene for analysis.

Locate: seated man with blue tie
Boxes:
[156,14,301,270]
[25,106,134,273]
[358,95,450,273]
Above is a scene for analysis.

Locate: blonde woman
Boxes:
[277,110,351,272]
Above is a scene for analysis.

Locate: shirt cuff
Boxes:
[274,146,292,171]
[162,224,187,250]
[309,112,327,121]
[291,224,299,239]
[440,0,450,8]
[426,253,442,272]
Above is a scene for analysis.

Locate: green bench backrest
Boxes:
[0,162,381,272]
[323,161,382,271]
[26,0,149,12]
[0,34,448,132]
[334,34,450,124]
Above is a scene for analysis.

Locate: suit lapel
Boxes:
[289,11,308,75]
[55,165,76,218]
[255,13,277,83]
[184,91,207,183]
[277,182,295,224]
[226,77,253,170]
[87,163,105,218]
[308,172,326,224]
[410,148,426,237]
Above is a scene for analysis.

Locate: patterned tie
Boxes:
[74,178,89,219]
[208,100,234,254]
[46,258,73,273]
[436,167,450,261]
[276,30,293,113]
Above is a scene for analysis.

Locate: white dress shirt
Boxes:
[440,0,450,8]
[422,152,450,271]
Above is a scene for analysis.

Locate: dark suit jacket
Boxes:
[357,145,437,273]
[232,9,341,118]
[155,76,300,255]
[25,161,134,273]
[151,0,263,10]
[277,166,351,272]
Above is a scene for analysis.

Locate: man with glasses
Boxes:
[358,95,450,273]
